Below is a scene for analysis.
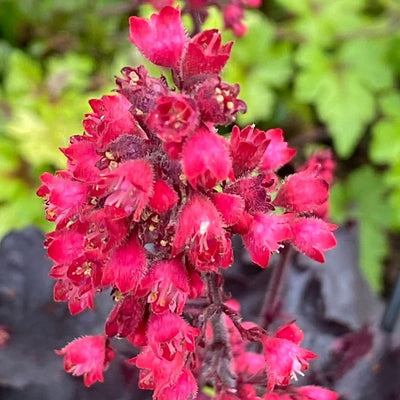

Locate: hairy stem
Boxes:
[258,245,293,330]
[204,272,237,392]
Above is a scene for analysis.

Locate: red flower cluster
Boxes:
[38,7,337,400]
[138,0,261,36]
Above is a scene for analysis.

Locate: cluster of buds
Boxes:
[139,0,261,36]
[38,6,337,400]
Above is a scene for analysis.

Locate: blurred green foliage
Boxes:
[0,0,138,237]
[1,0,400,291]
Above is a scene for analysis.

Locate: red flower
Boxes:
[290,218,337,263]
[298,150,336,220]
[105,294,145,338]
[182,126,234,189]
[194,77,246,125]
[61,138,101,182]
[129,346,185,394]
[140,259,190,314]
[148,180,179,214]
[210,192,245,226]
[295,386,338,400]
[173,194,232,271]
[102,235,147,293]
[230,125,270,176]
[243,214,292,268]
[273,169,329,213]
[260,129,296,172]
[182,29,233,80]
[129,7,186,68]
[83,95,138,150]
[38,172,88,225]
[147,313,200,359]
[116,65,169,115]
[104,159,154,221]
[262,323,317,391]
[223,5,247,37]
[55,335,115,387]
[46,229,85,265]
[226,175,274,215]
[157,368,198,400]
[54,278,96,314]
[147,94,198,142]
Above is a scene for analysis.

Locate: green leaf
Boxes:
[359,220,388,292]
[295,46,375,158]
[227,11,274,66]
[237,77,275,124]
[329,182,348,225]
[371,119,400,164]
[4,50,42,97]
[370,93,400,164]
[46,53,94,94]
[224,11,292,123]
[319,71,375,157]
[275,0,310,15]
[333,166,392,291]
[339,38,393,91]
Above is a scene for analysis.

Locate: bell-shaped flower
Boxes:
[194,77,246,125]
[53,277,95,315]
[230,125,270,176]
[260,129,296,172]
[298,150,336,220]
[105,294,145,338]
[173,194,232,271]
[38,172,88,225]
[129,7,186,68]
[243,214,292,268]
[273,168,329,213]
[61,138,101,183]
[147,312,200,360]
[55,335,115,387]
[157,368,198,400]
[140,259,190,314]
[210,192,245,226]
[46,228,85,265]
[102,235,147,293]
[147,94,198,142]
[262,323,317,391]
[83,95,138,150]
[290,217,337,263]
[182,126,234,190]
[129,346,185,394]
[104,159,154,221]
[181,29,233,80]
[148,180,179,214]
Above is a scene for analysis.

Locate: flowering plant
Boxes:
[38,6,337,400]
[137,0,261,36]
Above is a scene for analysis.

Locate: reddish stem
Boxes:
[203,273,237,392]
[258,245,293,330]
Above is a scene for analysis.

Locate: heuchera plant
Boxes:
[139,0,260,36]
[38,6,338,400]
